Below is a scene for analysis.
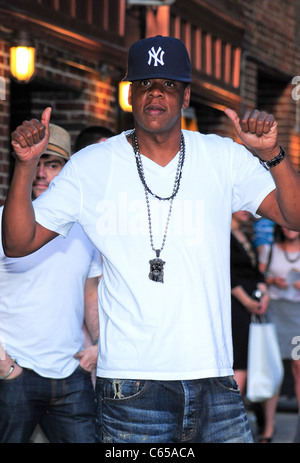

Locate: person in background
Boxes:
[74,125,115,380]
[253,217,275,253]
[74,125,115,152]
[0,124,102,443]
[230,210,270,441]
[3,35,300,443]
[259,225,300,443]
[231,210,269,394]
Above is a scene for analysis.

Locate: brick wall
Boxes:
[0,37,118,204]
[236,0,299,168]
[25,40,118,152]
[238,0,296,75]
[0,39,11,203]
[197,0,300,169]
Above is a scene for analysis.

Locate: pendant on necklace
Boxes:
[132,130,185,284]
[149,250,165,283]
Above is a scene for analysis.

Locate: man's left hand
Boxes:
[74,345,98,372]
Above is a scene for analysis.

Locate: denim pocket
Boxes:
[213,375,240,393]
[77,364,92,376]
[100,378,149,401]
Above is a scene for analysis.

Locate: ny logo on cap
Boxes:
[148,46,165,67]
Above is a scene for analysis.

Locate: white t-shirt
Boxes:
[33,130,275,380]
[0,208,102,378]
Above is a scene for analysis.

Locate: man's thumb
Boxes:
[224,108,242,135]
[41,107,52,129]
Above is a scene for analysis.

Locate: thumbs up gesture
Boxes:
[11,107,52,164]
[225,108,280,160]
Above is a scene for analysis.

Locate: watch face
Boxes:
[252,289,263,301]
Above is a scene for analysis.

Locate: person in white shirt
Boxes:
[259,225,300,442]
[3,36,300,443]
[0,124,102,443]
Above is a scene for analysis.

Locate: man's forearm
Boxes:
[270,157,300,230]
[3,107,55,257]
[2,160,37,257]
[84,277,100,344]
[258,155,300,231]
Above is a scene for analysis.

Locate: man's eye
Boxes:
[141,80,150,86]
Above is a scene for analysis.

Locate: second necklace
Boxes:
[132,130,186,283]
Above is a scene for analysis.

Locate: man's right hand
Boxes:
[2,106,57,259]
[11,107,52,164]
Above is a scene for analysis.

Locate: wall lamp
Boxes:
[10,32,36,84]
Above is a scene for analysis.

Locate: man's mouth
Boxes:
[145,104,165,116]
[33,182,48,190]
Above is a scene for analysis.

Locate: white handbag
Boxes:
[246,315,284,402]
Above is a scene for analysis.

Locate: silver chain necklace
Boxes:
[283,246,300,263]
[132,130,185,283]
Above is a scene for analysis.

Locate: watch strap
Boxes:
[259,146,285,170]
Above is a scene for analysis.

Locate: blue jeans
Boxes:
[0,366,96,443]
[95,376,253,443]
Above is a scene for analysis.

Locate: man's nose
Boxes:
[35,164,46,178]
[149,82,164,96]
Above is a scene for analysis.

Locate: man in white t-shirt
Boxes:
[0,124,102,443]
[3,36,300,443]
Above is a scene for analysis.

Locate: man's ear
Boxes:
[182,85,191,110]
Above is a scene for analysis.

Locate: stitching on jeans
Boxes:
[112,379,125,399]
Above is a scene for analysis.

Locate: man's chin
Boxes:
[32,187,47,199]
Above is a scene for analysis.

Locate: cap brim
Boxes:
[123,73,191,83]
[44,148,69,160]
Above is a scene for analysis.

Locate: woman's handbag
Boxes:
[246,315,284,402]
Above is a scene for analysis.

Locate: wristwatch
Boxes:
[258,146,285,170]
[252,289,265,301]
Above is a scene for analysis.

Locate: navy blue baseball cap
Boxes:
[123,35,191,83]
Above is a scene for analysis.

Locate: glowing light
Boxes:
[119,81,132,112]
[10,44,35,83]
